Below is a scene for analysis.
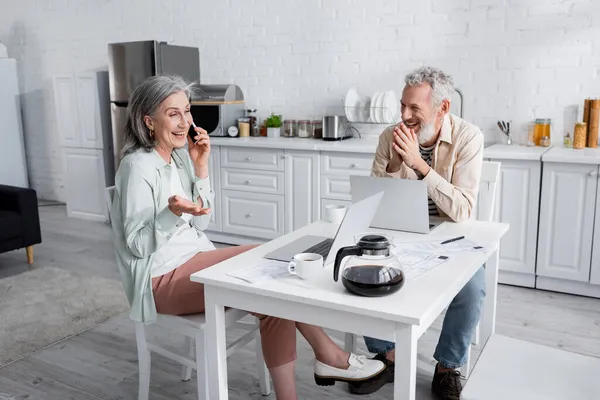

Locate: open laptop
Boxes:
[264,191,384,266]
[349,175,446,234]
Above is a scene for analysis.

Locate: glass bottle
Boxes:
[283,120,296,137]
[312,120,323,139]
[298,120,311,138]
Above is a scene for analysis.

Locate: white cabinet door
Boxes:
[75,73,103,149]
[221,190,284,239]
[53,75,80,147]
[207,146,221,232]
[221,147,284,171]
[63,148,107,222]
[537,163,598,282]
[284,150,319,233]
[491,159,541,276]
[590,173,600,285]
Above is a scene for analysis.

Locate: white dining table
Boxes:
[191,219,509,399]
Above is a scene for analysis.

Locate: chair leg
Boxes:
[26,245,34,264]
[135,322,151,400]
[195,331,208,400]
[344,333,357,354]
[254,318,271,396]
[181,335,193,382]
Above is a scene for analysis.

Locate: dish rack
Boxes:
[341,87,464,126]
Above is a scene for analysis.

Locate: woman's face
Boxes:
[144,90,191,151]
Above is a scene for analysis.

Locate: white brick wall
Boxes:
[1,0,599,201]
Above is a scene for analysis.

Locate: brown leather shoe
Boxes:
[431,363,462,400]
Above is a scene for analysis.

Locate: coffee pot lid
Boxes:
[356,234,390,250]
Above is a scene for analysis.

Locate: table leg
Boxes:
[204,285,229,399]
[394,323,417,400]
[481,246,499,347]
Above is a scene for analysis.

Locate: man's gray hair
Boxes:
[121,75,195,157]
[404,66,454,108]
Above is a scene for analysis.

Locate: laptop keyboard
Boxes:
[305,238,334,259]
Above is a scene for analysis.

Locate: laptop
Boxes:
[264,191,384,266]
[349,175,446,234]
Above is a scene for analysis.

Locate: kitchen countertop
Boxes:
[210,136,381,154]
[541,147,600,165]
[484,144,551,161]
[212,136,600,163]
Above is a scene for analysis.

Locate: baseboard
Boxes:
[536,276,600,299]
[498,271,535,288]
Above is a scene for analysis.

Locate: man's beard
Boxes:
[417,120,437,145]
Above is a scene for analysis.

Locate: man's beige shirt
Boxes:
[371,113,484,222]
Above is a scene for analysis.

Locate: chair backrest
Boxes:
[477,161,501,222]
[104,186,115,225]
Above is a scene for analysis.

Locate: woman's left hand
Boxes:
[188,125,210,170]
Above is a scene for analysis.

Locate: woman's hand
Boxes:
[187,125,210,177]
[168,195,211,217]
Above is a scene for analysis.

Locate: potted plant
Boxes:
[265,113,282,138]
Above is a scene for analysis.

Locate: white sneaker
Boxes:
[314,353,385,386]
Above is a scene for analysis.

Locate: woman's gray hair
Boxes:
[121,75,196,157]
[404,66,454,108]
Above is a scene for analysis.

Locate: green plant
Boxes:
[265,113,282,128]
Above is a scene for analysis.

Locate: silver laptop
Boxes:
[264,191,384,266]
[350,175,446,234]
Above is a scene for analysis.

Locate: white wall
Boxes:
[1,0,599,201]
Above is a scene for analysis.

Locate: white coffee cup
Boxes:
[288,253,324,280]
[325,204,347,225]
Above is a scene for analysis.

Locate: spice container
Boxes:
[533,118,551,146]
[297,120,312,138]
[540,135,551,147]
[573,122,587,149]
[238,117,250,137]
[563,132,572,148]
[283,120,296,137]
[312,120,323,139]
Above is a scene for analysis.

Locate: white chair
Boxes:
[104,186,271,400]
[343,161,502,379]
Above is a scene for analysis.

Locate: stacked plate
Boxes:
[344,88,399,124]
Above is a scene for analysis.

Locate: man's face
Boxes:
[400,83,443,145]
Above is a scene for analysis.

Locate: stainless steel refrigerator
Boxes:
[107,40,200,171]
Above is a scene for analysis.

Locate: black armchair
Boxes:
[0,184,42,264]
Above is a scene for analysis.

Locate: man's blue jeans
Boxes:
[364,266,486,369]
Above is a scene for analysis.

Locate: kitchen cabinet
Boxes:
[284,150,320,233]
[207,146,221,232]
[53,72,114,221]
[536,162,598,282]
[63,148,108,221]
[485,158,542,287]
[590,182,600,285]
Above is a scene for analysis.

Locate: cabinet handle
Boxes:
[244,180,252,185]
[245,157,252,161]
[245,213,253,218]
[590,171,598,177]
[350,163,357,168]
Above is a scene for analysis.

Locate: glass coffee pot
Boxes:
[333,233,405,297]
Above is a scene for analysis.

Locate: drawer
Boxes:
[321,174,353,200]
[221,168,284,195]
[221,147,284,171]
[321,152,373,175]
[221,190,284,239]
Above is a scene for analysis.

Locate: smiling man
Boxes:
[352,66,485,400]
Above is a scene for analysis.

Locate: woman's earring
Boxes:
[149,127,154,137]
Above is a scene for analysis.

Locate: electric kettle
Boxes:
[333,233,405,297]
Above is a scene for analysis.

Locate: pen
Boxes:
[441,236,465,245]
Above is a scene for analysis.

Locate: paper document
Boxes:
[226,259,290,284]
[395,249,450,280]
[393,238,485,255]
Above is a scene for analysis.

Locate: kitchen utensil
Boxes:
[333,233,404,297]
[288,253,324,280]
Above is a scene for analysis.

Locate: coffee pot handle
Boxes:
[333,245,363,282]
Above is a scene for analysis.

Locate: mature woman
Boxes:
[109,75,383,399]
